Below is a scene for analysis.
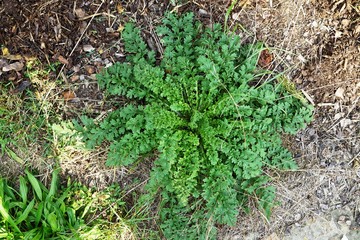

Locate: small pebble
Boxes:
[198,9,208,15]
[83,45,95,52]
[294,213,302,221]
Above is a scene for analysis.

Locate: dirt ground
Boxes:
[0,0,359,239]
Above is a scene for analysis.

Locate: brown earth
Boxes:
[0,0,359,239]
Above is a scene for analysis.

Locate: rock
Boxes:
[198,9,208,16]
[74,8,86,18]
[294,213,302,221]
[83,45,95,52]
[335,87,345,99]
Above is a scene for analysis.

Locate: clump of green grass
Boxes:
[0,169,81,239]
[0,169,155,239]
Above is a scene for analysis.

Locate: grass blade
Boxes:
[35,201,44,226]
[25,169,43,200]
[3,181,16,200]
[47,168,60,201]
[0,179,4,198]
[0,233,9,238]
[4,147,24,164]
[19,176,28,204]
[224,0,238,31]
[0,197,21,233]
[15,199,35,225]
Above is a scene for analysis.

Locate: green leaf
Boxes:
[35,202,44,226]
[4,147,24,164]
[0,197,21,233]
[46,212,58,232]
[46,168,60,201]
[19,176,28,204]
[25,170,43,200]
[14,199,35,225]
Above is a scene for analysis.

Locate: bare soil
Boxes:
[0,0,359,239]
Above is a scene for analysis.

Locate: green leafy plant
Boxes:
[74,12,313,239]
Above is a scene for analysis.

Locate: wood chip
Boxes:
[335,30,342,38]
[58,55,69,65]
[70,75,79,82]
[72,65,80,72]
[232,12,241,20]
[341,19,350,27]
[340,118,352,128]
[341,234,349,240]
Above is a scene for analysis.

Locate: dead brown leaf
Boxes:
[13,80,31,93]
[84,65,95,74]
[117,3,124,14]
[2,62,24,72]
[2,47,10,56]
[0,59,7,69]
[258,49,273,68]
[63,90,76,101]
